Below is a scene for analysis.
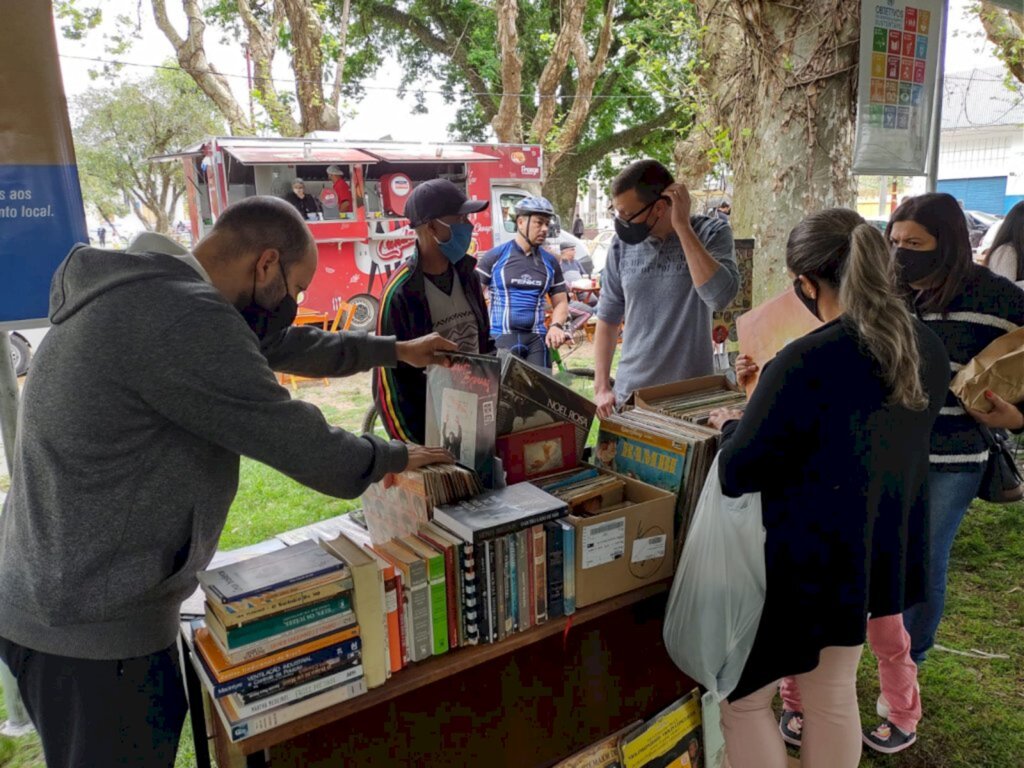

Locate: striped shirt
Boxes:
[919,265,1024,470]
[476,241,566,334]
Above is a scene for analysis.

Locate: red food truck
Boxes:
[159,136,544,330]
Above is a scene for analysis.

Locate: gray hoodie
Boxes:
[0,246,407,659]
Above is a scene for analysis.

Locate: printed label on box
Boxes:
[581,518,626,569]
[631,534,667,563]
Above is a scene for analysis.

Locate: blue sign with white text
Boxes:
[0,164,88,326]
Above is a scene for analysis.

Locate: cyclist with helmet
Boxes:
[477,196,570,367]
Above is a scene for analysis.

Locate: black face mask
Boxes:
[613,198,664,245]
[793,277,821,321]
[894,247,942,284]
[239,262,298,340]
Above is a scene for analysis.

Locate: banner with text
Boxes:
[0,2,88,329]
[852,0,944,175]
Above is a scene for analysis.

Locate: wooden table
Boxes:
[181,580,694,767]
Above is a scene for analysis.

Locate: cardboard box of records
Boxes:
[597,375,746,562]
[534,465,675,608]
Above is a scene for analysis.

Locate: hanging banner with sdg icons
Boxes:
[0,2,89,329]
[852,0,944,175]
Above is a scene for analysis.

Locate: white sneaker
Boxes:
[876,682,920,719]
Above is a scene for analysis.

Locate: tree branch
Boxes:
[530,0,588,142]
[364,1,499,122]
[493,0,524,142]
[330,0,353,108]
[150,0,253,134]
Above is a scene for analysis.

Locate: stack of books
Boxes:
[430,482,576,643]
[192,540,368,741]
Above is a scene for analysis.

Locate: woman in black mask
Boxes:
[870,193,1024,735]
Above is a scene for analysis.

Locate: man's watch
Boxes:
[551,322,567,332]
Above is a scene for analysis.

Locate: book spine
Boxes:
[461,541,479,646]
[425,557,449,657]
[561,521,576,616]
[397,571,411,665]
[516,529,531,632]
[472,507,567,543]
[418,533,459,651]
[204,638,361,698]
[381,572,403,673]
[504,533,515,635]
[532,525,547,624]
[222,612,356,665]
[543,521,565,619]
[408,576,432,662]
[451,540,465,648]
[226,663,365,719]
[209,578,351,626]
[220,679,368,742]
[223,594,352,648]
[478,541,492,644]
[494,537,506,642]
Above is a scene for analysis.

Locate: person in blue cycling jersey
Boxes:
[477,196,570,368]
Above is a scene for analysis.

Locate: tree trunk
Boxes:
[693,0,860,303]
[529,0,588,143]
[151,0,254,134]
[492,0,524,143]
[237,0,302,136]
[543,160,583,225]
[280,0,340,133]
[979,1,1024,84]
[330,0,353,109]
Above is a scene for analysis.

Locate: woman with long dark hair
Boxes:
[986,200,1024,284]
[708,209,949,768]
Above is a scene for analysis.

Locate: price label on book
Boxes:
[581,518,626,569]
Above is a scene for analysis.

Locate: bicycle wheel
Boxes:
[361,404,379,434]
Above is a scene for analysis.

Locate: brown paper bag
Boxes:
[950,327,1024,413]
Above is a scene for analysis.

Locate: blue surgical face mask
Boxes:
[433,220,474,264]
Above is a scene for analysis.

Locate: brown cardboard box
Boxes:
[568,471,675,608]
[630,374,742,412]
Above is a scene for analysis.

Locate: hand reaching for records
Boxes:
[395,333,458,368]
[383,445,455,489]
[707,407,745,431]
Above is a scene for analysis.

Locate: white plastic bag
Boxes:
[663,454,766,701]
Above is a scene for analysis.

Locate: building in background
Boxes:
[930,68,1024,215]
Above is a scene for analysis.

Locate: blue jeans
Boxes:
[903,467,984,663]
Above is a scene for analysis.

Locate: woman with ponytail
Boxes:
[706,209,950,768]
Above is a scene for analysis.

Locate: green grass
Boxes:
[0,360,1020,767]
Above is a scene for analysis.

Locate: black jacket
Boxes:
[373,251,494,444]
[718,318,949,700]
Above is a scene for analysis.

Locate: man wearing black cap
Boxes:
[373,179,495,443]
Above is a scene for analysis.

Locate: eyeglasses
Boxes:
[610,198,659,225]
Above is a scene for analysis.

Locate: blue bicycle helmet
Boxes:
[513,196,555,217]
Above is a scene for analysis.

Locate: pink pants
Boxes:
[720,645,863,768]
[780,614,921,734]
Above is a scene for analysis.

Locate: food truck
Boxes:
[159,136,545,330]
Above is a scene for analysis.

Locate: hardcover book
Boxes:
[433,482,567,543]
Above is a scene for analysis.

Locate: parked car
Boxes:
[964,210,999,248]
[587,230,616,276]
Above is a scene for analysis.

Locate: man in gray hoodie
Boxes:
[0,196,453,767]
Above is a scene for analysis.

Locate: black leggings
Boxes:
[495,331,549,368]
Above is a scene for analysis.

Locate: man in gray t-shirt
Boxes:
[595,160,739,414]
